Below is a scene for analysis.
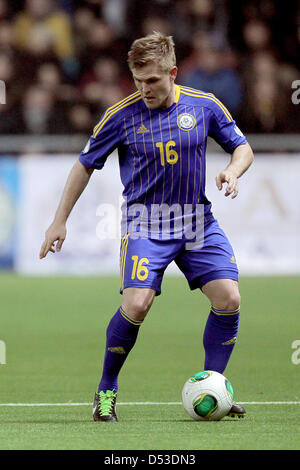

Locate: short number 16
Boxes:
[131,256,149,281]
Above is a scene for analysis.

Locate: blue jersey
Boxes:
[79,85,247,237]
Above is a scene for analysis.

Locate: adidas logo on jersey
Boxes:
[137,124,149,134]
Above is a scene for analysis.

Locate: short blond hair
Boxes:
[128,31,176,73]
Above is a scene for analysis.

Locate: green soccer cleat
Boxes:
[93,390,118,422]
[227,403,246,418]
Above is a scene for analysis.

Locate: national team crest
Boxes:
[177,113,196,131]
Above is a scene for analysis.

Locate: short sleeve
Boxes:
[207,95,247,154]
[79,110,121,170]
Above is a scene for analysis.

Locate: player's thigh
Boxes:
[120,235,182,296]
[202,279,241,311]
[175,218,239,296]
[122,287,156,322]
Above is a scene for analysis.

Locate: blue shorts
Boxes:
[119,218,238,296]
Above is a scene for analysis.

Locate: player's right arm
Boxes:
[39,160,93,259]
[40,93,129,259]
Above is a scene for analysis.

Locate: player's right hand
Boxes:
[39,222,67,259]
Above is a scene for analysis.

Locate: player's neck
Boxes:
[160,83,176,110]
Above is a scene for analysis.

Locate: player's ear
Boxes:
[170,66,178,82]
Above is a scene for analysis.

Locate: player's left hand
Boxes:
[215,170,239,199]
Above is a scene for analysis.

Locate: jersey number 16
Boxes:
[156,140,178,166]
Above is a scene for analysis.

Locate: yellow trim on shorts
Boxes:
[120,234,129,291]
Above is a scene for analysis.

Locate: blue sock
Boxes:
[203,306,240,374]
[98,307,142,393]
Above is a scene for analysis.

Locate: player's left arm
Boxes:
[216,143,254,199]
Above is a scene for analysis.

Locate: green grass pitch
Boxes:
[0,274,299,450]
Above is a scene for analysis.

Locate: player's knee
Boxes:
[227,291,241,311]
[122,290,155,321]
[214,290,241,312]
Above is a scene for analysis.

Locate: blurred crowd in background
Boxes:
[0,0,299,137]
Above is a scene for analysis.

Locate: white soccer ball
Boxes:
[182,370,234,421]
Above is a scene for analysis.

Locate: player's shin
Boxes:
[203,307,240,374]
[97,307,143,393]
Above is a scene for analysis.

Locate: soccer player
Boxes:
[40,32,254,422]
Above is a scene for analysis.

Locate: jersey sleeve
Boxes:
[79,110,121,170]
[207,95,247,154]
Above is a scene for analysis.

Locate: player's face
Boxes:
[132,62,178,110]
